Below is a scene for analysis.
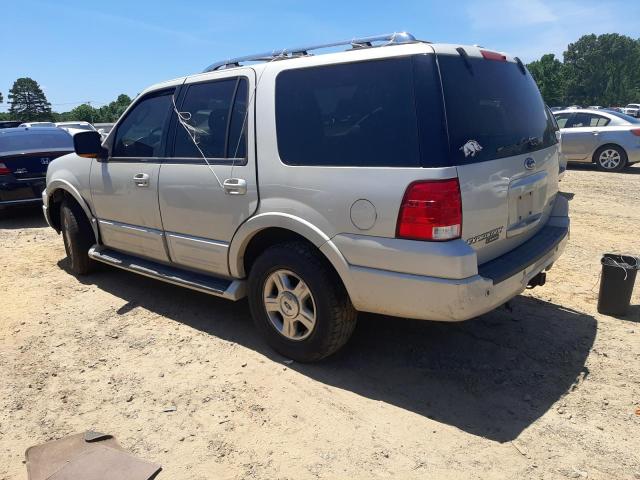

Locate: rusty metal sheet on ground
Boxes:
[25,432,161,480]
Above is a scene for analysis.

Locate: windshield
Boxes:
[438,55,557,164]
[0,130,73,153]
[604,110,640,124]
[626,104,640,108]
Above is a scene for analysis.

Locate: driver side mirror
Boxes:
[74,131,106,159]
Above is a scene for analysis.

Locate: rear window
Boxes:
[276,57,434,167]
[0,130,73,153]
[438,54,557,164]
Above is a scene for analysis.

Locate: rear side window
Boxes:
[567,113,610,128]
[276,57,424,167]
[438,55,557,164]
[113,92,173,158]
[173,78,248,160]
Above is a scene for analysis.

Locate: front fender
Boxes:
[46,179,98,240]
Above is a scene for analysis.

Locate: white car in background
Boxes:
[18,122,57,128]
[622,103,640,118]
[554,108,640,171]
[55,121,97,132]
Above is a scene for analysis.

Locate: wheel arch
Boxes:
[47,180,98,240]
[229,213,352,295]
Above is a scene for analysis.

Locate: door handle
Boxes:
[592,131,599,136]
[133,173,150,187]
[223,178,247,195]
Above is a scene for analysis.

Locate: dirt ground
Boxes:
[1,164,639,480]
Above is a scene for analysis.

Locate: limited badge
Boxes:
[460,140,483,158]
[467,226,504,245]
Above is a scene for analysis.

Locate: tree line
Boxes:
[0,77,131,123]
[526,33,639,107]
[1,33,638,123]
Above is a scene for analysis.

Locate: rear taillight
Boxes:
[396,179,462,241]
[481,49,507,61]
[0,163,10,175]
[631,128,640,137]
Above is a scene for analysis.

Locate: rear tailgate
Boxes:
[1,151,70,179]
[434,46,560,264]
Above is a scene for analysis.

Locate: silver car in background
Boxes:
[554,109,640,171]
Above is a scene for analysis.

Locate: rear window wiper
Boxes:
[456,47,473,74]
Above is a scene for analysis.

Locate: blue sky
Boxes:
[1,0,639,112]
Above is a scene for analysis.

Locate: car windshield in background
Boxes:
[603,110,640,124]
[0,130,73,153]
[438,55,557,164]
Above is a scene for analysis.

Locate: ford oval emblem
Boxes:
[524,157,536,170]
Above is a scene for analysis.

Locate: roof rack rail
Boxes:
[203,32,420,72]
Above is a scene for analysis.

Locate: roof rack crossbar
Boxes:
[203,32,420,72]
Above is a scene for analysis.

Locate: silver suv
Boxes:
[43,33,569,361]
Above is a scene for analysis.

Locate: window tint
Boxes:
[113,92,173,157]
[227,79,248,159]
[276,57,422,167]
[173,78,247,159]
[565,112,609,128]
[438,55,557,164]
[554,114,571,128]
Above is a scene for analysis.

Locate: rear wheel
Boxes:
[60,199,95,275]
[248,241,357,362]
[594,145,627,172]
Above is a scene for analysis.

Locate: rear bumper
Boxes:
[336,198,570,322]
[0,176,45,206]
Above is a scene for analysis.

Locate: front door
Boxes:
[90,89,176,262]
[158,69,258,276]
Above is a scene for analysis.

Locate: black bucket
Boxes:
[597,254,639,316]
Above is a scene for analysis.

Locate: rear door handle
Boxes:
[592,131,599,136]
[133,173,150,187]
[223,178,247,195]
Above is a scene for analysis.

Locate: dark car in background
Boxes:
[0,127,73,210]
[0,121,23,129]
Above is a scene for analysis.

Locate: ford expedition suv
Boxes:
[43,33,569,361]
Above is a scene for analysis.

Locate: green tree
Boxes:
[0,91,3,103]
[527,33,640,107]
[68,103,98,123]
[8,77,52,121]
[527,54,566,106]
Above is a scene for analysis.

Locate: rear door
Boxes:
[158,69,257,276]
[90,90,175,262]
[435,48,561,264]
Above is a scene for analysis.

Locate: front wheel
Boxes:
[248,242,357,362]
[60,199,95,275]
[594,145,627,172]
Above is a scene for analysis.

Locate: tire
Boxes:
[248,241,357,362]
[60,199,95,275]
[594,145,627,172]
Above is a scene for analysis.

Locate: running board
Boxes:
[88,246,246,300]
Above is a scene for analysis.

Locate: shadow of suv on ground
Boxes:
[64,260,596,443]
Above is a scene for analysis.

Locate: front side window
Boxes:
[172,77,248,160]
[554,114,571,128]
[113,92,173,157]
[275,57,422,167]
